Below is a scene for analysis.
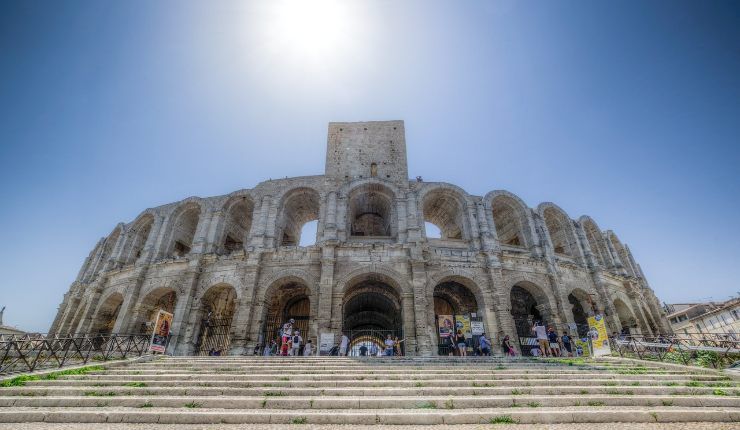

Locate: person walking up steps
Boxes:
[455,330,467,357]
[532,321,550,357]
[339,332,350,356]
[478,332,491,356]
[290,330,302,356]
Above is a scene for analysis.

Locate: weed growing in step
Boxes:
[713,389,728,396]
[278,377,290,381]
[184,402,202,408]
[95,402,109,407]
[489,415,516,424]
[139,402,154,408]
[291,417,308,424]
[685,381,705,387]
[84,391,117,397]
[709,381,732,388]
[631,381,640,386]
[0,365,106,387]
[604,381,617,386]
[264,391,286,396]
[579,390,589,395]
[496,366,507,370]
[650,412,658,422]
[444,399,454,409]
[261,399,267,408]
[526,402,541,407]
[511,389,525,395]
[414,381,425,387]
[416,401,437,409]
[587,401,605,406]
[124,382,147,388]
[661,400,673,406]
[664,382,678,386]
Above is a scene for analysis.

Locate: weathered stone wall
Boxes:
[49,121,671,355]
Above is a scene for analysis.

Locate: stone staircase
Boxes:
[0,356,738,425]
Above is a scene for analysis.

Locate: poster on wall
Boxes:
[149,310,173,354]
[587,314,611,357]
[574,338,591,357]
[470,321,485,336]
[438,315,454,338]
[319,332,335,356]
[455,314,472,339]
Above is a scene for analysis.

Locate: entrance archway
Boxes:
[567,290,591,337]
[433,281,480,355]
[262,282,311,348]
[90,293,124,335]
[342,278,403,355]
[134,288,177,335]
[196,284,237,355]
[510,283,552,355]
[613,298,638,335]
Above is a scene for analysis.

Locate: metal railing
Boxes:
[610,333,740,369]
[0,333,151,375]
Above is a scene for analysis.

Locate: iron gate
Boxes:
[196,317,232,356]
[345,329,404,356]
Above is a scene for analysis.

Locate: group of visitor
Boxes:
[441,322,581,358]
[260,318,315,356]
[530,321,574,357]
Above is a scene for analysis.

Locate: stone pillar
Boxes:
[316,245,336,334]
[105,227,128,271]
[204,209,226,254]
[77,283,105,334]
[172,261,204,355]
[396,197,407,242]
[409,259,430,356]
[229,263,261,354]
[605,235,627,276]
[405,192,422,243]
[402,292,418,356]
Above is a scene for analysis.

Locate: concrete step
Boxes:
[1,394,738,409]
[0,406,736,424]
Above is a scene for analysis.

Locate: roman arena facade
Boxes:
[49,120,671,356]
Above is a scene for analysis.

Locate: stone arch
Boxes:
[507,280,558,351]
[612,297,639,335]
[275,187,321,246]
[194,283,237,355]
[68,297,90,334]
[259,275,315,348]
[538,203,581,259]
[164,201,202,258]
[132,287,178,335]
[90,292,124,335]
[336,265,410,297]
[121,213,155,265]
[607,232,636,276]
[346,181,397,238]
[485,191,534,249]
[579,216,611,268]
[566,288,593,336]
[218,195,255,254]
[419,185,469,240]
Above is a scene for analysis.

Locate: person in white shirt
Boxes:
[339,333,350,356]
[290,330,302,356]
[303,339,313,356]
[532,321,550,357]
[383,334,395,356]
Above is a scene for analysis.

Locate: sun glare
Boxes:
[267,0,352,62]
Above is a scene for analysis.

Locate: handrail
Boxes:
[0,333,151,375]
[609,333,740,368]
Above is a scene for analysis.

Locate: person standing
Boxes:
[501,335,516,356]
[384,335,395,356]
[478,332,491,356]
[547,327,560,357]
[359,344,368,357]
[369,343,378,357]
[532,322,549,357]
[290,330,302,356]
[455,330,467,357]
[561,331,573,357]
[339,333,350,356]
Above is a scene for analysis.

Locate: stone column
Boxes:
[204,209,226,254]
[316,245,336,334]
[409,258,430,356]
[228,262,261,355]
[172,261,204,355]
[405,192,422,243]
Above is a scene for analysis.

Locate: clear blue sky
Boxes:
[1,1,739,332]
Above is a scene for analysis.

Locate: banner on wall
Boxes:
[470,321,485,336]
[149,310,173,354]
[455,314,472,339]
[319,332,335,356]
[587,314,611,357]
[438,315,454,338]
[574,338,591,357]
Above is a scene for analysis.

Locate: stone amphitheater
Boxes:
[50,120,670,356]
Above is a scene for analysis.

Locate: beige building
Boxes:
[666,298,740,337]
[49,121,670,355]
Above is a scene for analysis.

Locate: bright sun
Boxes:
[266,0,353,62]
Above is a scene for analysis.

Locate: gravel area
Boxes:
[1,424,738,430]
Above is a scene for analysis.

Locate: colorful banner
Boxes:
[587,314,611,357]
[574,338,591,357]
[455,314,472,339]
[149,310,173,354]
[438,315,454,338]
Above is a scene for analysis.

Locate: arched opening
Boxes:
[166,203,200,258]
[342,277,403,355]
[135,288,177,335]
[567,290,592,337]
[492,196,527,247]
[99,228,121,269]
[196,284,237,355]
[510,283,550,355]
[348,183,395,238]
[582,219,609,268]
[609,233,635,276]
[642,305,659,334]
[262,282,311,348]
[90,293,124,335]
[542,207,574,257]
[422,190,464,240]
[425,222,441,239]
[433,281,480,355]
[613,298,637,335]
[124,214,154,265]
[221,197,254,254]
[277,188,320,246]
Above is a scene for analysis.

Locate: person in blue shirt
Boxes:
[561,331,573,357]
[478,332,491,356]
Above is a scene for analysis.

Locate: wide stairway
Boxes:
[0,356,738,425]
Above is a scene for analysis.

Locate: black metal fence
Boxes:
[610,333,740,369]
[0,333,151,376]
